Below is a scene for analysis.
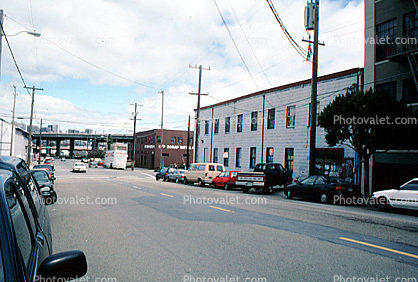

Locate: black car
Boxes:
[0,156,87,281]
[31,169,57,205]
[155,167,175,181]
[284,175,362,204]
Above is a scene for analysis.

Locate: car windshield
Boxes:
[32,171,50,182]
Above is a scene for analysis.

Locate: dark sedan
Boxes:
[284,175,361,204]
[155,167,175,181]
[33,164,55,178]
[31,169,57,205]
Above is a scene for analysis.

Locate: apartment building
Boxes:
[196,68,363,181]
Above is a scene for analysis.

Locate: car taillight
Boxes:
[205,172,208,177]
[181,176,184,179]
[335,186,345,191]
[263,175,266,181]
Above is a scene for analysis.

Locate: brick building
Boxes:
[129,129,193,170]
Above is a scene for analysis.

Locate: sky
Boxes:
[0,0,364,134]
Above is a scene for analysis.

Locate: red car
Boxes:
[212,171,240,190]
[98,159,105,166]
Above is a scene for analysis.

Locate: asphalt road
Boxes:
[47,160,418,282]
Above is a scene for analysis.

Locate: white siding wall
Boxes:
[0,119,28,159]
[196,70,359,180]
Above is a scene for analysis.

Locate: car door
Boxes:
[297,176,317,198]
[312,176,328,199]
[391,180,418,210]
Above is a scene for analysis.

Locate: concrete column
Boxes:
[56,139,61,157]
[70,139,75,159]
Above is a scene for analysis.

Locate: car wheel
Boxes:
[320,193,329,204]
[286,189,293,199]
[242,187,249,193]
[224,184,229,190]
[175,178,179,183]
[263,186,273,195]
[183,178,188,185]
[198,179,203,187]
[378,197,389,211]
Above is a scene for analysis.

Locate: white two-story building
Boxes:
[195,68,363,182]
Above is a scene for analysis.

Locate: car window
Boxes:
[314,177,326,185]
[277,164,285,172]
[231,172,238,178]
[190,165,198,171]
[197,165,206,171]
[403,181,418,191]
[218,172,226,177]
[217,166,223,172]
[300,176,316,185]
[266,164,276,171]
[254,164,265,171]
[5,179,36,274]
[209,165,215,171]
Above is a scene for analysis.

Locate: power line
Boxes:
[212,0,259,90]
[0,19,31,96]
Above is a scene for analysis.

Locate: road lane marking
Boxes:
[133,186,141,189]
[339,237,418,259]
[209,205,235,213]
[160,193,174,198]
[142,173,156,179]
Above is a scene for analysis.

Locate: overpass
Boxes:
[31,133,133,158]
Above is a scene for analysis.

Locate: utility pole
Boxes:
[10,85,17,156]
[189,64,210,163]
[130,102,142,170]
[0,9,3,80]
[186,115,190,168]
[303,0,323,175]
[159,91,164,169]
[24,85,43,166]
[38,119,42,164]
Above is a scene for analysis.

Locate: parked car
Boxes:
[81,158,89,163]
[0,156,88,281]
[43,157,55,170]
[213,171,240,190]
[89,161,98,168]
[126,159,133,168]
[72,162,87,173]
[98,159,105,166]
[156,167,175,181]
[31,169,57,204]
[284,175,361,204]
[371,178,418,211]
[168,169,186,183]
[33,164,55,179]
[183,163,225,186]
[236,163,292,194]
[61,157,66,162]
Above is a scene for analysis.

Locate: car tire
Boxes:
[378,197,389,211]
[198,179,203,187]
[183,178,188,185]
[286,189,293,199]
[224,184,229,190]
[320,193,329,204]
[242,187,249,193]
[263,186,273,195]
[175,178,179,183]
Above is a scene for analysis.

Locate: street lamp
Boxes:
[6,31,41,37]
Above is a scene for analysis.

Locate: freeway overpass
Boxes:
[32,133,133,158]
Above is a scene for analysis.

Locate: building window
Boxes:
[267,108,275,129]
[251,111,258,131]
[249,147,257,168]
[214,119,219,134]
[225,117,231,133]
[403,78,418,104]
[203,148,208,162]
[376,18,397,62]
[156,136,161,143]
[266,147,274,163]
[204,120,209,135]
[404,11,418,40]
[178,137,183,144]
[171,137,177,144]
[237,114,243,133]
[213,148,218,163]
[236,147,242,168]
[308,102,320,127]
[223,148,229,167]
[286,105,296,128]
[285,148,294,172]
[376,82,397,99]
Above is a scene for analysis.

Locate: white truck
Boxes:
[105,143,128,169]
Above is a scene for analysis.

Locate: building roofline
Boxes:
[199,68,361,111]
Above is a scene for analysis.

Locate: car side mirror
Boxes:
[36,250,87,281]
